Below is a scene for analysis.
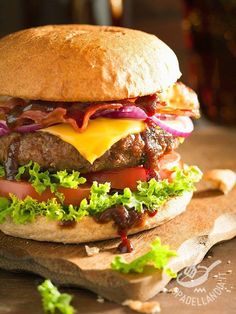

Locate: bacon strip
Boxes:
[0,98,27,120]
[1,81,200,132]
[0,98,27,111]
[16,107,67,128]
[158,82,200,118]
[4,102,123,132]
[155,108,199,117]
[78,103,122,131]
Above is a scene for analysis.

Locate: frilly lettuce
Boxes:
[15,161,86,194]
[0,165,4,178]
[0,165,202,224]
[0,195,88,224]
[38,279,75,314]
[111,237,177,276]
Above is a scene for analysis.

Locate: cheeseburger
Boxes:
[0,25,201,252]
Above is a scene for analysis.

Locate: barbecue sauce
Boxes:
[135,94,161,116]
[148,210,158,217]
[5,137,21,180]
[58,220,77,229]
[95,205,157,253]
[118,230,134,253]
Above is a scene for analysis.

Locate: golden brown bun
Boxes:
[0,192,192,243]
[0,25,181,102]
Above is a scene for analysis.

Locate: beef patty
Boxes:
[0,126,178,177]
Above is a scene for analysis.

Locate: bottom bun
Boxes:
[0,192,192,243]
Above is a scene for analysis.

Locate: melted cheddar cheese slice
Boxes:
[41,118,145,164]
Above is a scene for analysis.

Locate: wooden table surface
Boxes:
[0,126,236,314]
[0,238,235,314]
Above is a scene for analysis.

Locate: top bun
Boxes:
[0,25,181,102]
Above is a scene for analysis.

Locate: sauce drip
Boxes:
[95,205,149,253]
[146,168,159,181]
[118,230,134,253]
[58,220,77,228]
[5,137,20,180]
[148,210,158,217]
[135,94,161,116]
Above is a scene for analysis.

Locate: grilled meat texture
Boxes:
[0,126,178,177]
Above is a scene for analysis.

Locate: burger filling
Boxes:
[0,126,178,176]
[0,82,202,252]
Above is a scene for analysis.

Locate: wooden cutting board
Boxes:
[0,126,235,303]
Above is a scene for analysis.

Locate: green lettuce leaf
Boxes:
[0,165,4,178]
[111,237,177,276]
[38,279,75,314]
[0,197,11,223]
[15,161,86,194]
[0,165,202,224]
[82,165,202,214]
[0,194,89,224]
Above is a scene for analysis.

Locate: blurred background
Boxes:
[0,0,235,125]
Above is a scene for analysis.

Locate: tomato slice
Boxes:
[0,167,147,205]
[158,151,182,180]
[85,167,148,190]
[0,157,181,205]
[0,180,90,206]
[158,151,181,170]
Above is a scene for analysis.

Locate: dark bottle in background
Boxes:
[0,0,129,38]
[182,0,236,126]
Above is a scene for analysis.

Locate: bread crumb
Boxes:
[122,299,161,313]
[227,260,231,264]
[85,245,100,256]
[169,287,179,294]
[97,295,105,303]
[161,287,178,294]
[161,287,168,293]
[226,270,232,274]
[203,169,236,194]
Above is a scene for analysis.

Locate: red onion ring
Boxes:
[149,115,193,137]
[92,106,176,121]
[0,120,7,128]
[0,120,9,136]
[0,128,9,136]
[92,106,147,120]
[15,124,42,133]
[0,120,42,135]
[92,106,193,137]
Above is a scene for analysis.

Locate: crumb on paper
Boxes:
[203,169,236,194]
[227,260,231,264]
[85,245,100,256]
[226,270,232,274]
[170,287,179,294]
[122,299,161,314]
[161,287,178,294]
[207,255,212,259]
[97,295,105,303]
[161,287,168,293]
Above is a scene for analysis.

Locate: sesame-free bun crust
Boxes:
[0,192,192,243]
[0,25,181,102]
